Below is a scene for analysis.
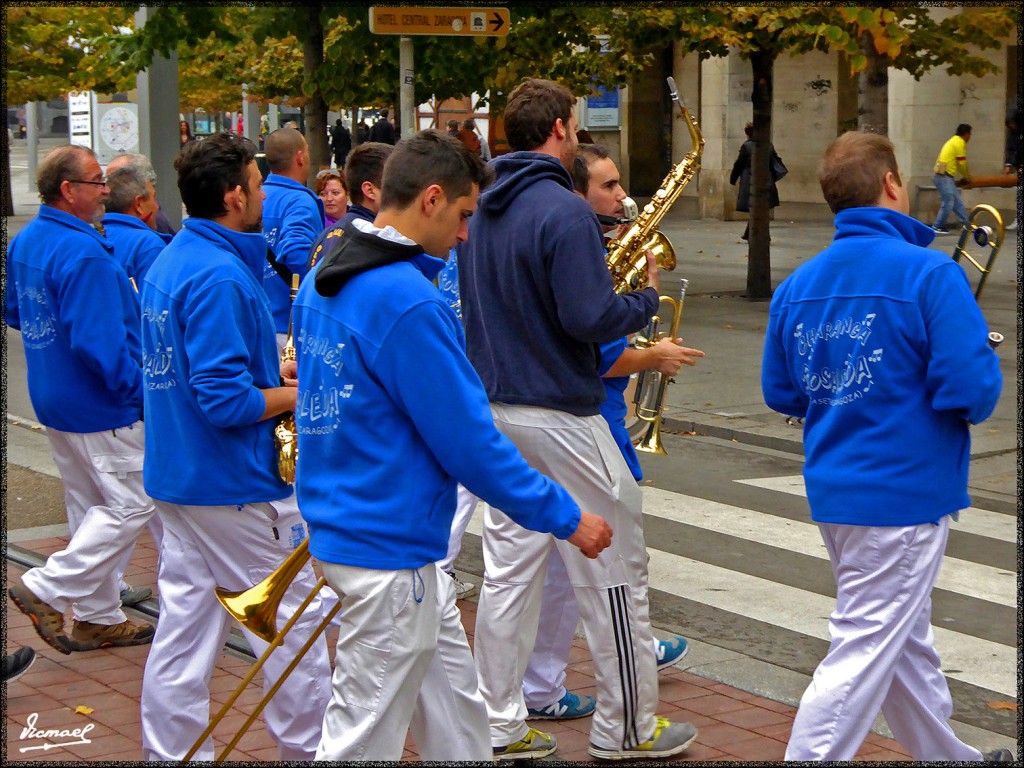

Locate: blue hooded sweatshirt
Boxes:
[261,174,325,334]
[762,207,1002,526]
[141,218,291,506]
[459,152,659,416]
[294,219,581,570]
[5,205,143,432]
[102,212,171,292]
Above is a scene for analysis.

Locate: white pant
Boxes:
[439,484,478,573]
[785,517,984,761]
[140,498,331,761]
[523,549,662,709]
[474,404,658,751]
[315,562,491,761]
[23,424,156,625]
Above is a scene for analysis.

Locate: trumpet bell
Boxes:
[634,420,668,455]
[215,539,311,643]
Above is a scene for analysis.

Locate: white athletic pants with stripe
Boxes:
[140,498,331,761]
[23,423,156,625]
[315,562,491,761]
[785,517,984,761]
[474,404,658,752]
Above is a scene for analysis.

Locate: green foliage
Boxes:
[4,5,137,103]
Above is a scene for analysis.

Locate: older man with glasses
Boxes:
[5,144,157,654]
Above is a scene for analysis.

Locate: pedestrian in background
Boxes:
[179,120,194,148]
[762,130,1007,763]
[456,118,482,156]
[330,118,352,169]
[931,123,972,234]
[368,108,397,144]
[730,122,784,241]
[1003,106,1020,231]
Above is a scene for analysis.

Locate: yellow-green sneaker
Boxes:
[494,727,557,761]
[589,717,697,760]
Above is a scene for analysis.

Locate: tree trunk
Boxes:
[746,48,775,301]
[303,4,329,185]
[857,30,889,135]
[2,127,13,217]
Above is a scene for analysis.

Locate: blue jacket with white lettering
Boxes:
[4,205,143,432]
[141,218,291,506]
[293,220,581,570]
[261,174,325,334]
[762,207,1002,525]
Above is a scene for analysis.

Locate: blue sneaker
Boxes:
[656,636,689,672]
[526,690,596,720]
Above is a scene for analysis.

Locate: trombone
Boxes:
[951,204,1004,300]
[181,540,340,763]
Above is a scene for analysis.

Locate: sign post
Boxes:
[369,7,509,137]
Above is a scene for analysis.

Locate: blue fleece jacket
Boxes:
[597,339,642,481]
[294,220,581,570]
[141,218,291,506]
[5,205,143,432]
[762,207,1002,526]
[102,212,170,292]
[460,152,658,416]
[262,174,326,334]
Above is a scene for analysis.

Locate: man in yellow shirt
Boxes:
[932,123,971,234]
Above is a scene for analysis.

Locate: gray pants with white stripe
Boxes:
[473,404,658,751]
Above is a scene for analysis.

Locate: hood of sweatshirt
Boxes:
[315,220,424,297]
[478,152,575,216]
[180,218,268,279]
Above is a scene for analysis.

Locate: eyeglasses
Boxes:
[317,169,342,179]
[68,178,108,187]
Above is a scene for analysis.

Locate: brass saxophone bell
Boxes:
[644,230,677,272]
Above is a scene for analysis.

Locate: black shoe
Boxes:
[119,584,153,606]
[4,646,37,683]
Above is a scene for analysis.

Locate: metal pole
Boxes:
[25,102,39,193]
[134,5,183,229]
[400,36,415,138]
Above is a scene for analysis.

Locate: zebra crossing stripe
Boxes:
[735,475,1015,542]
[641,487,1016,608]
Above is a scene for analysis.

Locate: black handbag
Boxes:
[771,152,788,182]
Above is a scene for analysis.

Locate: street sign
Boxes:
[369,6,509,36]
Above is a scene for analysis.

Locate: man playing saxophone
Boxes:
[459,78,698,761]
[137,133,331,761]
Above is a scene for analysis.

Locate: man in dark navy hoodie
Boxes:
[459,78,698,761]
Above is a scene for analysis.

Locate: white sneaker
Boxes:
[447,571,477,599]
[1005,220,1018,231]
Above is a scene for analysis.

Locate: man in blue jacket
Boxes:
[6,145,156,654]
[102,153,172,291]
[762,131,1008,762]
[459,78,697,761]
[261,127,324,350]
[293,129,612,761]
[138,133,331,761]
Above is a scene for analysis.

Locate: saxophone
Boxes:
[275,274,300,484]
[606,77,704,293]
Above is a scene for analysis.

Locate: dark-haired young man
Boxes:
[293,129,612,761]
[763,131,1006,761]
[307,141,394,269]
[459,78,697,760]
[138,133,331,761]
[6,144,156,655]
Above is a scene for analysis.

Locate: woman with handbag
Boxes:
[730,122,786,240]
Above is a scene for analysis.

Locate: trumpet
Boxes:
[631,279,688,455]
[951,204,1004,300]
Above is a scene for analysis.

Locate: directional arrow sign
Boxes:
[369,7,510,36]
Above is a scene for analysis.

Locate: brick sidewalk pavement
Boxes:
[4,531,911,762]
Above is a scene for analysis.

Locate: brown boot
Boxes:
[8,583,72,655]
[69,619,155,651]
